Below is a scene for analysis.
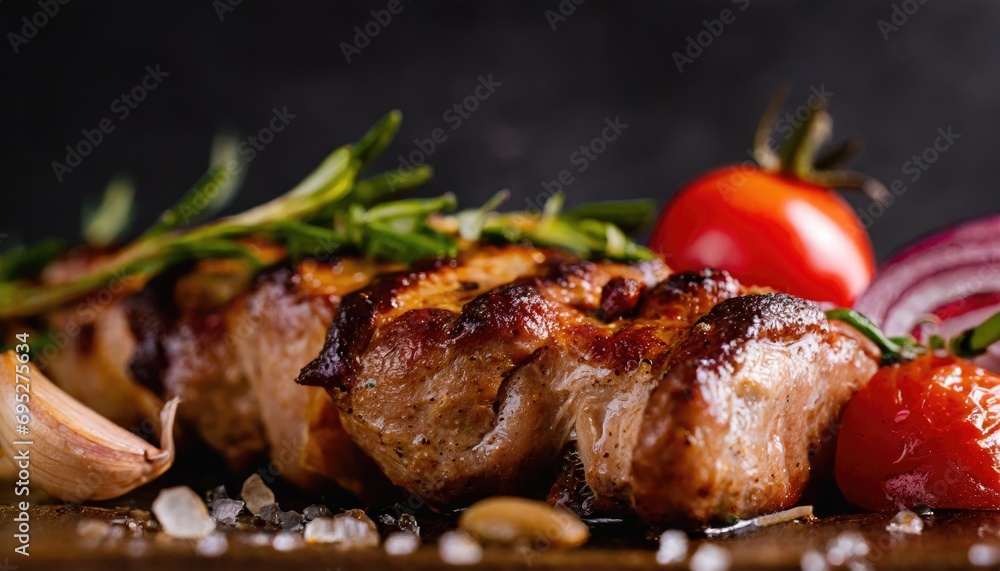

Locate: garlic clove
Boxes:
[0,350,180,501]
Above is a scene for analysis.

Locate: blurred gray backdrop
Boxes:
[2,0,998,260]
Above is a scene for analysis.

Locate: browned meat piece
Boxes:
[125,266,269,471]
[36,252,392,494]
[299,249,879,525]
[230,259,393,494]
[27,250,161,430]
[43,301,162,430]
[629,295,879,525]
[298,246,672,505]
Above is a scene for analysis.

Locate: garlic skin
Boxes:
[0,351,179,501]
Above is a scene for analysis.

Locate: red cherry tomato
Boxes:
[648,166,875,307]
[835,354,1000,511]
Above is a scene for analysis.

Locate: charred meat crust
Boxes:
[630,293,879,525]
[299,251,878,523]
[297,247,672,505]
[123,272,179,395]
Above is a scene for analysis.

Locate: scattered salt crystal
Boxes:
[385,531,421,556]
[656,530,689,565]
[304,512,380,548]
[76,519,111,548]
[800,549,829,571]
[397,512,420,535]
[439,530,483,565]
[825,531,869,566]
[211,498,245,525]
[280,510,305,531]
[242,533,273,547]
[206,484,229,503]
[689,543,731,571]
[258,503,283,525]
[886,510,924,535]
[106,525,128,542]
[970,543,1000,567]
[152,486,217,539]
[196,533,228,557]
[241,473,276,515]
[303,504,334,521]
[124,539,149,557]
[273,532,303,552]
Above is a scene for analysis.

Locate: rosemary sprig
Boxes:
[142,135,246,238]
[0,239,68,282]
[82,176,135,248]
[476,193,656,261]
[825,308,926,365]
[0,111,655,320]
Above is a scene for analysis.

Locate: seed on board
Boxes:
[458,496,589,548]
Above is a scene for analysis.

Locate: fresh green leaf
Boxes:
[456,190,510,241]
[348,165,434,206]
[0,239,68,282]
[351,110,402,170]
[265,220,346,261]
[565,199,656,232]
[364,221,457,263]
[143,134,246,237]
[82,176,135,248]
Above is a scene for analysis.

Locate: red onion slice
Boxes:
[854,215,1000,371]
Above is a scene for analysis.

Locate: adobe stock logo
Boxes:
[339,0,414,63]
[877,0,929,41]
[671,0,751,73]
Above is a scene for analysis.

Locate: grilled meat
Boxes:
[30,241,878,525]
[37,255,392,495]
[229,260,393,495]
[299,247,879,524]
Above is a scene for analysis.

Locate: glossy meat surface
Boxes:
[299,247,880,523]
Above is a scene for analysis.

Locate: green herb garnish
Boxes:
[0,111,654,319]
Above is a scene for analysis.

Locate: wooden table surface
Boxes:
[3,503,1000,570]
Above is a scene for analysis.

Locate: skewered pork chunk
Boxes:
[299,247,879,524]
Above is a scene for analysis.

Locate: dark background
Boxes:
[2,0,998,260]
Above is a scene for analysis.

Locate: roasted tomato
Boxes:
[648,94,882,307]
[835,354,1000,511]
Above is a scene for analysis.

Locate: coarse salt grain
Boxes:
[76,519,111,549]
[273,532,303,552]
[656,530,689,565]
[689,543,731,571]
[242,533,272,547]
[439,530,483,565]
[210,498,245,526]
[240,473,276,516]
[825,531,869,566]
[152,486,217,539]
[304,513,380,548]
[800,549,829,571]
[385,531,421,556]
[302,504,333,522]
[195,533,228,557]
[885,510,924,535]
[970,543,1000,567]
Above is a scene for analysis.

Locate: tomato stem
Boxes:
[950,311,1000,359]
[826,308,926,365]
[751,88,891,206]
